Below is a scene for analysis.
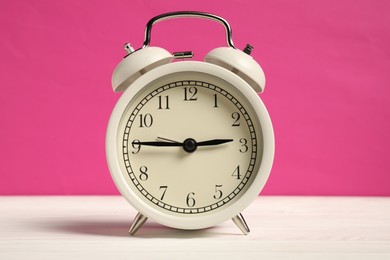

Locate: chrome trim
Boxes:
[142,11,235,49]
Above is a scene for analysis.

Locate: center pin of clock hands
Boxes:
[133,137,233,153]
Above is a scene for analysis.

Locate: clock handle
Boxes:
[142,11,235,49]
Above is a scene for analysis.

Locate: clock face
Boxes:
[116,70,263,216]
[107,61,274,229]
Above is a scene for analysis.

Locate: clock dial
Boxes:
[117,72,263,215]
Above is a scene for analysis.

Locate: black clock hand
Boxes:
[135,138,233,153]
[134,141,182,147]
[156,137,181,143]
[197,139,233,146]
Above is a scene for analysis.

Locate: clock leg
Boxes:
[129,212,148,236]
[232,213,250,235]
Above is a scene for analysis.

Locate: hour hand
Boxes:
[197,139,233,146]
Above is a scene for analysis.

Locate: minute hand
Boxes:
[135,141,182,147]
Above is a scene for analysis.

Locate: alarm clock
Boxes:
[106,11,274,235]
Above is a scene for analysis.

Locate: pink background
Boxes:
[1,0,389,195]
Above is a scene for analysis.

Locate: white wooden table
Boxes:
[1,196,389,259]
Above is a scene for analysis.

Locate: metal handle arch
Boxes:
[142,11,235,49]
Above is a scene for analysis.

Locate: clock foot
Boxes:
[129,212,148,236]
[232,213,250,235]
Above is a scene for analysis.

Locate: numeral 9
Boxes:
[131,139,141,154]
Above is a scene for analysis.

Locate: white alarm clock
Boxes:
[106,11,274,235]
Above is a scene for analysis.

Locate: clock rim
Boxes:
[106,61,274,230]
